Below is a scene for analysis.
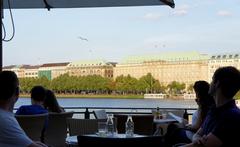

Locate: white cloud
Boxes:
[217,10,232,17]
[143,13,162,21]
[173,4,189,16]
[173,10,188,16]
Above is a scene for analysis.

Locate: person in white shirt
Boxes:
[164,81,215,147]
[0,71,47,147]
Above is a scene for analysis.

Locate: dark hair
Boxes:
[193,81,210,100]
[44,90,63,113]
[30,86,46,102]
[213,66,240,98]
[193,80,215,124]
[0,71,19,101]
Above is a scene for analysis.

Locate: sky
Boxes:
[2,0,240,66]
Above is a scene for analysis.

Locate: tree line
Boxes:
[19,73,191,95]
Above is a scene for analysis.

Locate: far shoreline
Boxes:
[19,94,197,100]
[20,94,144,99]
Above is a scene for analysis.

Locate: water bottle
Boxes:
[106,114,114,136]
[155,107,161,119]
[125,115,134,137]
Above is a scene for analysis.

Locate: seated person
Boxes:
[44,89,65,113]
[184,81,215,140]
[0,71,47,147]
[183,66,240,147]
[165,81,215,146]
[16,86,48,115]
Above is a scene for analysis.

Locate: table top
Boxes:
[66,134,146,145]
[153,118,177,124]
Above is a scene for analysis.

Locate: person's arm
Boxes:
[186,109,202,132]
[192,128,203,142]
[183,133,222,147]
[200,133,222,147]
[190,116,202,131]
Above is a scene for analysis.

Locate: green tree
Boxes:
[138,73,157,93]
[115,75,125,94]
[115,75,138,94]
[167,81,186,95]
[152,80,166,93]
[187,84,194,93]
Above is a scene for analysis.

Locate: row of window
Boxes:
[25,72,38,75]
[68,63,106,67]
[211,54,239,59]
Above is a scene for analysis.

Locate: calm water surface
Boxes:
[15,97,197,109]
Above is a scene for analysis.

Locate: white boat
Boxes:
[144,93,166,99]
[183,93,196,99]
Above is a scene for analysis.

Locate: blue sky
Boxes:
[2,0,240,66]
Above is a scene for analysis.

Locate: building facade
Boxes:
[66,60,114,78]
[38,63,69,80]
[2,52,240,86]
[114,51,209,86]
[23,65,40,78]
[208,53,240,82]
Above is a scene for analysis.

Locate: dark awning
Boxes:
[3,0,175,9]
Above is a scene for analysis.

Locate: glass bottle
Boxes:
[155,107,161,119]
[106,114,114,136]
[125,115,134,137]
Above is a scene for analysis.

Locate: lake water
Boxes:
[15,97,197,109]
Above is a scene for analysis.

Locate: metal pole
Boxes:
[0,0,2,71]
[84,108,90,119]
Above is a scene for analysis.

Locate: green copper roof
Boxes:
[121,51,210,64]
[68,59,111,67]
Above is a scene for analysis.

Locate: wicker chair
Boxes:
[15,113,48,142]
[93,110,107,119]
[67,118,100,136]
[114,114,155,135]
[44,111,74,147]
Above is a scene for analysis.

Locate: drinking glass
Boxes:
[98,122,107,137]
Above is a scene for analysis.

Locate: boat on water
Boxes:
[183,93,196,99]
[144,93,167,99]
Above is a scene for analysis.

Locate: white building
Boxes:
[38,63,69,80]
[67,60,115,78]
[23,65,40,78]
[208,53,240,82]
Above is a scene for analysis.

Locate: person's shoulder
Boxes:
[231,107,240,118]
[16,105,48,115]
[32,105,48,113]
[16,105,31,115]
[0,109,13,120]
[25,105,45,111]
[223,107,240,122]
[19,105,31,108]
[0,111,18,129]
[18,105,32,109]
[228,106,240,115]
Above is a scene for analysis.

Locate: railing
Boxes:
[14,106,197,120]
[62,107,197,120]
